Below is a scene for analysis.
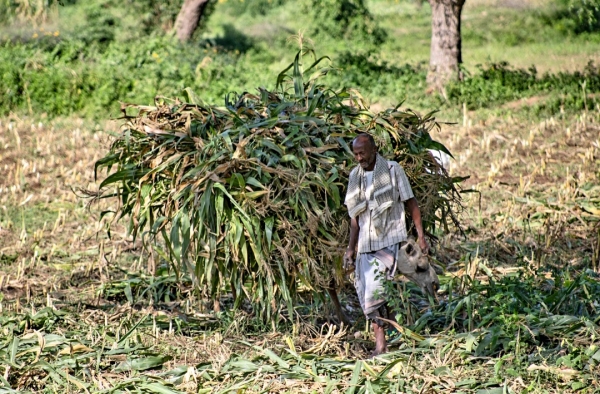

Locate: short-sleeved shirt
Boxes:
[356,161,414,253]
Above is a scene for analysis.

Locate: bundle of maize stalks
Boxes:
[94,50,466,320]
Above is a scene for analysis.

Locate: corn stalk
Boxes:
[93,49,466,321]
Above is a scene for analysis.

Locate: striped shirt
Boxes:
[356,161,414,253]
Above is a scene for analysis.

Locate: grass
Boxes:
[208,0,600,74]
[0,104,599,392]
[219,0,600,83]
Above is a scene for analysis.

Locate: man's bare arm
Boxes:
[405,197,429,255]
[348,217,359,251]
[343,217,360,270]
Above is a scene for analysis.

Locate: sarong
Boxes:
[354,244,399,320]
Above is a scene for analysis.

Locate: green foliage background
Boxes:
[1,0,599,120]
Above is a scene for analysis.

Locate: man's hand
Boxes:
[418,237,429,256]
[343,249,355,272]
[405,198,429,256]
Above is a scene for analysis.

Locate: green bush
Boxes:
[446,61,600,113]
[3,34,598,119]
[446,62,539,109]
[0,35,281,118]
[300,0,387,45]
[540,0,600,35]
[76,2,118,48]
[335,51,427,103]
[2,0,599,120]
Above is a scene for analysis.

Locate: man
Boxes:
[343,133,429,356]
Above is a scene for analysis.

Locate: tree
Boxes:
[427,0,466,90]
[174,0,212,42]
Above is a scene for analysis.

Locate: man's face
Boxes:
[352,137,377,171]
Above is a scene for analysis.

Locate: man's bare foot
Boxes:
[371,321,388,357]
[370,345,388,358]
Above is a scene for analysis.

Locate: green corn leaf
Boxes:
[139,383,183,394]
[345,361,363,394]
[117,314,148,345]
[99,167,140,189]
[9,336,19,367]
[114,355,171,372]
[293,51,304,98]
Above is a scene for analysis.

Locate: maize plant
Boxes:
[93,49,466,320]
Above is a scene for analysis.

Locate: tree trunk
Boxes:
[174,0,211,42]
[427,0,465,90]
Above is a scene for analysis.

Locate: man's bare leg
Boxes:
[371,321,388,356]
[385,304,398,335]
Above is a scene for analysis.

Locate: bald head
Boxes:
[352,133,376,150]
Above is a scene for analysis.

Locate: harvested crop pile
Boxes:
[93,50,466,320]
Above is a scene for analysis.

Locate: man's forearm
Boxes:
[406,197,424,239]
[347,217,359,251]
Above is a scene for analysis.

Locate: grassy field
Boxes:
[1,0,600,392]
[1,107,599,392]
